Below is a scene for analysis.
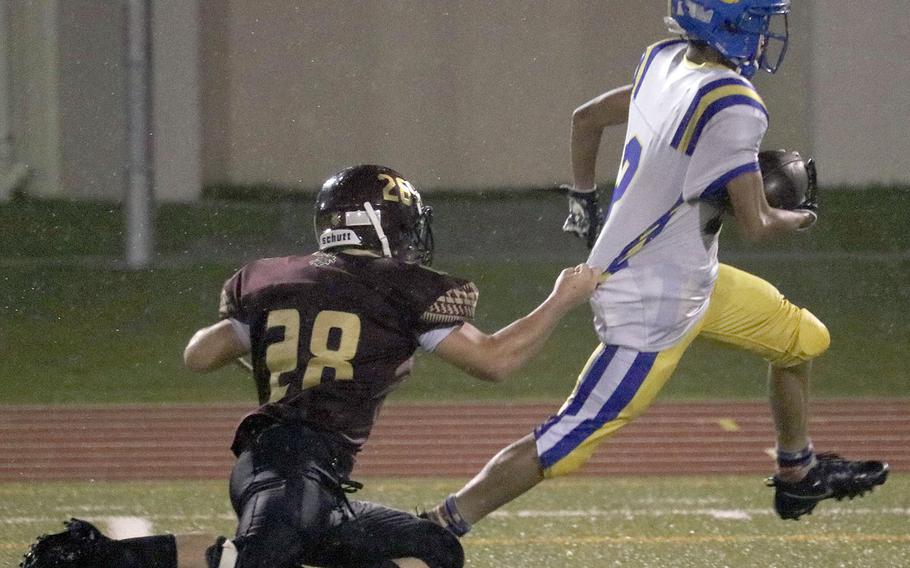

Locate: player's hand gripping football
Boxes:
[756,150,819,231]
[560,184,604,249]
[794,158,818,229]
[549,263,602,311]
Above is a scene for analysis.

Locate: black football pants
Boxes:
[227,426,463,568]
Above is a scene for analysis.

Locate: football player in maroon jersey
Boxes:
[21,164,600,568]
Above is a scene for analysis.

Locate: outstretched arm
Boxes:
[432,264,601,382]
[570,84,633,190]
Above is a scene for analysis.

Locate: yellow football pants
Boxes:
[534,263,830,478]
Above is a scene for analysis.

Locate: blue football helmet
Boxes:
[666,0,791,79]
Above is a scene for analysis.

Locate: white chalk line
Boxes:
[105,516,155,539]
[3,505,910,527]
[489,507,910,520]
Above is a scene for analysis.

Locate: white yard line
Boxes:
[105,516,155,539]
[489,507,910,520]
[4,506,910,527]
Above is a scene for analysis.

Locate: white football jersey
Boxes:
[587,40,768,351]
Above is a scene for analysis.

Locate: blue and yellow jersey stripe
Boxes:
[700,162,761,200]
[631,39,686,99]
[671,78,767,156]
[605,195,686,276]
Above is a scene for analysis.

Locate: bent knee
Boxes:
[772,308,830,367]
[414,522,465,568]
[796,309,831,360]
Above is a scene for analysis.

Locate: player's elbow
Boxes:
[475,364,509,383]
[436,327,514,383]
[572,104,605,133]
[467,355,510,383]
[183,344,213,373]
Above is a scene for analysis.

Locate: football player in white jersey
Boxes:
[425,0,888,533]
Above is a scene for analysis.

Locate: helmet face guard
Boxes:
[736,6,789,78]
[402,197,434,265]
[668,0,791,79]
[754,10,789,77]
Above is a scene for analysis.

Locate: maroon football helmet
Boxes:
[314,165,434,264]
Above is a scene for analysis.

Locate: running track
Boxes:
[1,400,906,481]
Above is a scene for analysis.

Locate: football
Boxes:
[759,149,812,210]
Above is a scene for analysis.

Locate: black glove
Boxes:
[561,184,604,249]
[796,158,818,212]
[794,158,818,230]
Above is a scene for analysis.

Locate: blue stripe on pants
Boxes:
[538,350,658,468]
[535,345,619,439]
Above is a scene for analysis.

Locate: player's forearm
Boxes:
[571,117,604,190]
[739,207,813,242]
[434,265,599,382]
[435,296,578,383]
[728,170,814,241]
[480,294,580,381]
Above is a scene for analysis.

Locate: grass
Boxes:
[2,475,908,567]
[3,188,908,259]
[1,256,908,404]
[2,194,909,404]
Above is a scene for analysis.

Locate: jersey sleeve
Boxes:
[218,268,246,322]
[420,282,480,329]
[682,104,768,202]
[414,280,479,335]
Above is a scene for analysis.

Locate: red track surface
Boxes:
[1,400,906,481]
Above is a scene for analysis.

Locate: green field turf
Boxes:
[2,256,908,404]
[2,475,908,567]
[2,194,909,404]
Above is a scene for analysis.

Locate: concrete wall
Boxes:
[152,0,202,202]
[808,2,910,185]
[7,0,201,203]
[57,0,125,201]
[7,0,65,199]
[6,1,910,202]
[201,0,895,190]
[206,0,670,190]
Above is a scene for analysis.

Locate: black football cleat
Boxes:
[767,453,890,520]
[20,518,108,568]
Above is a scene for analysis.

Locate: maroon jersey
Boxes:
[220,251,477,454]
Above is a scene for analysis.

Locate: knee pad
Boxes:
[415,522,465,568]
[206,537,238,568]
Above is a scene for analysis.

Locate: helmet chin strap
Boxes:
[362,202,392,258]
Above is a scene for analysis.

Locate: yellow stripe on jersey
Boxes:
[676,84,766,153]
